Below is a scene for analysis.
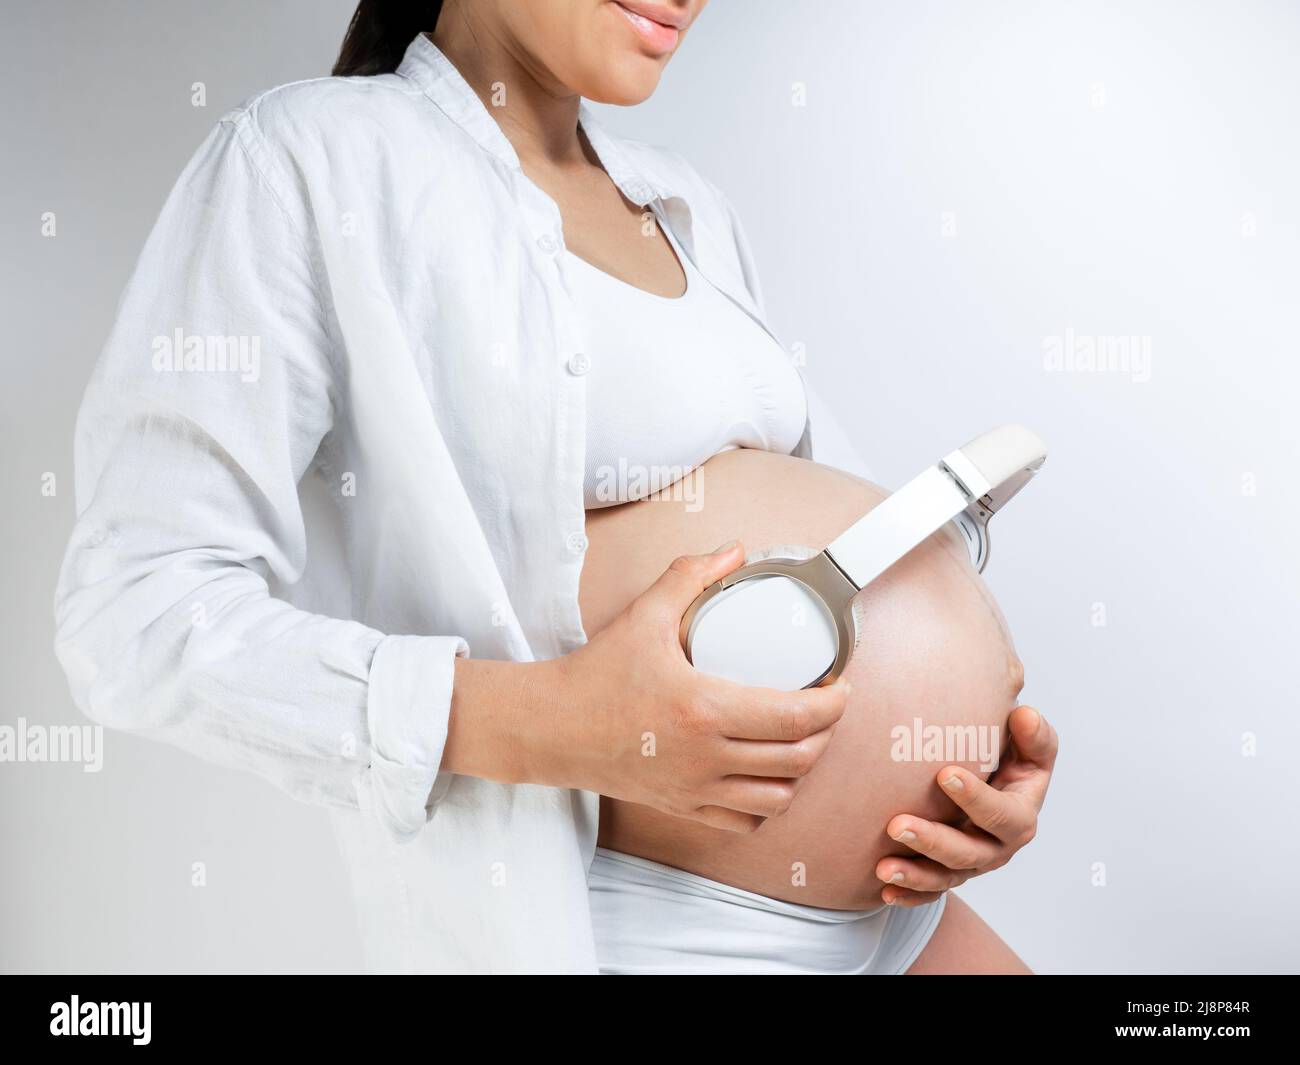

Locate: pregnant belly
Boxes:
[579,448,1024,910]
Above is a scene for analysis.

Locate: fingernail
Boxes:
[942,773,965,792]
[887,872,905,884]
[1027,707,1042,732]
[883,894,896,906]
[893,830,916,844]
[712,540,738,555]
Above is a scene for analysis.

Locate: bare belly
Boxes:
[579,448,1024,910]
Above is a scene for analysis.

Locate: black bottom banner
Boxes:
[1,973,1291,1051]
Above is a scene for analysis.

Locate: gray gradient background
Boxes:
[3,0,1297,974]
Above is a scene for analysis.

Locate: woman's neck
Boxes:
[429,13,584,169]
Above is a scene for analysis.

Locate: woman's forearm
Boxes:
[442,656,570,786]
[441,546,848,828]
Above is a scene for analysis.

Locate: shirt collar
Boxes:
[396,33,666,207]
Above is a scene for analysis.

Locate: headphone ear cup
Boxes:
[744,542,819,564]
[849,596,867,651]
[686,574,839,690]
[949,510,990,572]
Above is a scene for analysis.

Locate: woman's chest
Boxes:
[525,154,687,299]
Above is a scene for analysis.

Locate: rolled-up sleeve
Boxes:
[52,107,467,840]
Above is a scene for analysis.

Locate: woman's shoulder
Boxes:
[216,71,459,173]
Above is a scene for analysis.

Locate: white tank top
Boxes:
[561,224,808,509]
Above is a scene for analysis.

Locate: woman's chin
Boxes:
[575,59,667,107]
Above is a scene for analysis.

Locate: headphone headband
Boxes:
[824,424,1047,589]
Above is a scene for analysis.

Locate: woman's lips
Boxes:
[612,1,682,56]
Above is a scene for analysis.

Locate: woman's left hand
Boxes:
[874,705,1059,907]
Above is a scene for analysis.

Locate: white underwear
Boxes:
[588,847,947,975]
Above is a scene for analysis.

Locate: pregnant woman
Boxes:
[54,0,1057,973]
[581,449,1038,973]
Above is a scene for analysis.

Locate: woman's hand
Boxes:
[874,705,1059,906]
[555,541,851,831]
[445,542,850,832]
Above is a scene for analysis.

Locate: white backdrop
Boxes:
[3,0,1297,973]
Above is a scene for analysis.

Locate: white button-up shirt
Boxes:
[54,34,864,973]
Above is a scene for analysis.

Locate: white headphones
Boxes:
[679,425,1047,690]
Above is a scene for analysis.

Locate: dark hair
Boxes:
[333,0,445,77]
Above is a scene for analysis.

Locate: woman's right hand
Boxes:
[543,541,850,832]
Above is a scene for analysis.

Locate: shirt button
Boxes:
[567,352,591,376]
[536,233,559,254]
[566,532,589,555]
